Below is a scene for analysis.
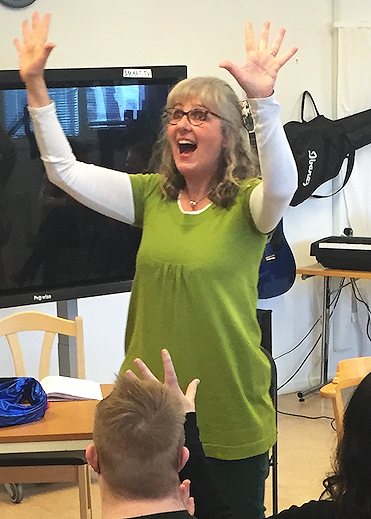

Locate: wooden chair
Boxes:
[320,356,371,440]
[0,311,92,519]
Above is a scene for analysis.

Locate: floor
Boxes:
[0,392,337,519]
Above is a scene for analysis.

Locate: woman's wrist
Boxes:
[25,76,51,108]
[245,90,275,101]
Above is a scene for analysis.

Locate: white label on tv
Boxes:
[123,69,153,78]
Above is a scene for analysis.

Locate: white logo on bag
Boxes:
[302,150,317,186]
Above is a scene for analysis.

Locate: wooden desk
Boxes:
[296,263,371,399]
[297,263,371,281]
[0,384,113,454]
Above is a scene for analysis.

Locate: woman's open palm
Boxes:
[220,21,298,98]
[14,12,55,84]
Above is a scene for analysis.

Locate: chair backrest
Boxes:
[321,356,371,439]
[0,311,85,380]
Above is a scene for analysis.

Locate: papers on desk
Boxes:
[40,376,103,401]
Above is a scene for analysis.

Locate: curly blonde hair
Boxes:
[149,76,259,208]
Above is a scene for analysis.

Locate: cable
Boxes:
[274,316,321,360]
[276,276,346,391]
[275,277,346,362]
[277,334,321,391]
[328,277,347,317]
[277,409,334,421]
[350,279,371,342]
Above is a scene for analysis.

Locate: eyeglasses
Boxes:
[166,107,225,127]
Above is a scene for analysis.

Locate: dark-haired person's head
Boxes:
[323,371,371,519]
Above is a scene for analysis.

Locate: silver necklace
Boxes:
[184,187,212,210]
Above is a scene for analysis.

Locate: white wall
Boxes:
[1,0,363,392]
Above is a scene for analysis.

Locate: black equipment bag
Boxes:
[284,91,371,207]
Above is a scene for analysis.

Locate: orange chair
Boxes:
[320,356,371,439]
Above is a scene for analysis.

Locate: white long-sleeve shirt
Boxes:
[29,94,297,233]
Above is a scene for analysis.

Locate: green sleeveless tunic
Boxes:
[120,173,276,460]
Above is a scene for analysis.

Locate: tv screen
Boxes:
[0,65,187,309]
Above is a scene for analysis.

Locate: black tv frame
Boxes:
[0,65,187,309]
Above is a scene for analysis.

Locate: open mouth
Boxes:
[178,140,197,154]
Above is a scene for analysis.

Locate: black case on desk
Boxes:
[311,236,371,271]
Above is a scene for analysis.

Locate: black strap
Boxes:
[301,91,320,122]
[311,150,355,199]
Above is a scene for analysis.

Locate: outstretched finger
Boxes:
[36,12,52,41]
[218,60,240,79]
[244,21,256,54]
[13,37,22,53]
[133,357,158,381]
[276,46,298,68]
[161,349,181,390]
[31,11,41,28]
[268,27,285,56]
[185,378,200,412]
[124,369,138,379]
[218,59,246,93]
[21,18,30,43]
[179,479,195,516]
[161,349,199,412]
[258,20,270,52]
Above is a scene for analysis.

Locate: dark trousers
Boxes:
[206,452,269,519]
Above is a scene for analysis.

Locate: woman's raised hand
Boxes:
[219,21,298,98]
[14,12,55,85]
[126,349,199,413]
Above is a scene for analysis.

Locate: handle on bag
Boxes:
[301,91,320,122]
[311,151,355,199]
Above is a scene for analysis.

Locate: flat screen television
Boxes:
[0,65,187,309]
